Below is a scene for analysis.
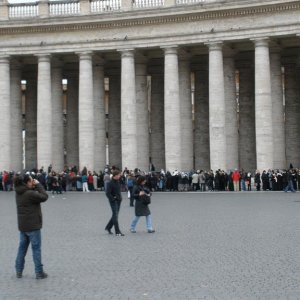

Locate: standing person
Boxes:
[82,173,89,192]
[232,169,240,192]
[130,176,155,233]
[254,170,261,191]
[14,174,48,279]
[127,173,135,207]
[105,170,124,236]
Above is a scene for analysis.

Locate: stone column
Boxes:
[37,54,52,170]
[51,58,64,172]
[254,39,273,170]
[194,62,210,171]
[10,60,23,172]
[237,58,256,171]
[149,65,165,171]
[25,75,37,171]
[284,58,300,168]
[223,48,238,170]
[108,73,121,169]
[179,52,193,171]
[93,56,106,172]
[78,52,94,172]
[120,49,137,170]
[66,73,79,168]
[135,54,149,171]
[270,48,286,169]
[0,56,11,170]
[208,43,226,171]
[163,47,181,172]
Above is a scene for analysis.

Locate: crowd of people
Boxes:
[1,165,299,193]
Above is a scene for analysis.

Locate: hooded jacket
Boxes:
[15,183,48,232]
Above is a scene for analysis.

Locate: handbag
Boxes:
[140,194,151,205]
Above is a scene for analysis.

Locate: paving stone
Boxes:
[1,191,300,299]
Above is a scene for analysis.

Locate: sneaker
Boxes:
[147,229,155,233]
[36,272,48,279]
[16,272,22,278]
[115,232,125,236]
[130,229,136,233]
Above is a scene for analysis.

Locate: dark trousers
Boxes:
[105,200,121,233]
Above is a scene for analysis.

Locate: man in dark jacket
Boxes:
[14,174,48,279]
[104,170,124,236]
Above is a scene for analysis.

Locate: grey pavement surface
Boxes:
[1,191,300,300]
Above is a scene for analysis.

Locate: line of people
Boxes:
[2,166,300,193]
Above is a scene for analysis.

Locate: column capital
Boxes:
[36,54,51,62]
[0,55,9,63]
[118,49,135,58]
[93,54,105,66]
[10,58,22,70]
[162,46,178,55]
[252,38,269,48]
[51,57,63,68]
[135,52,148,64]
[77,52,93,60]
[223,46,237,58]
[206,42,223,51]
[178,48,191,61]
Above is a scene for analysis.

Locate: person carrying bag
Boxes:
[130,176,155,233]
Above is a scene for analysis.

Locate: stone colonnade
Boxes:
[0,39,296,173]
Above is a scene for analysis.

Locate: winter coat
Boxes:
[133,185,151,217]
[15,183,48,232]
[105,179,122,202]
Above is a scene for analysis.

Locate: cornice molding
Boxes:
[0,1,299,35]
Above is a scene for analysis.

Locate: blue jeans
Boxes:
[131,215,153,231]
[284,180,296,192]
[15,230,43,274]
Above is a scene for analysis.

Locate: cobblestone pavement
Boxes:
[1,191,300,300]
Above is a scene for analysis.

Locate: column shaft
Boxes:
[37,55,52,170]
[254,39,273,170]
[121,50,137,170]
[0,56,11,170]
[93,60,106,172]
[25,77,37,170]
[208,43,226,171]
[136,58,149,171]
[194,65,210,170]
[284,62,300,168]
[51,60,64,171]
[150,72,165,171]
[224,54,238,170]
[10,61,23,171]
[108,75,121,168]
[271,51,286,169]
[66,75,79,168]
[238,60,256,171]
[164,47,181,172]
[179,57,193,171]
[78,52,94,171]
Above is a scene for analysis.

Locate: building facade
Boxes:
[0,0,299,173]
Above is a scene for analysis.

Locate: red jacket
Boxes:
[232,171,240,182]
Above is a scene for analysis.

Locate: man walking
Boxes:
[105,170,124,236]
[284,169,296,192]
